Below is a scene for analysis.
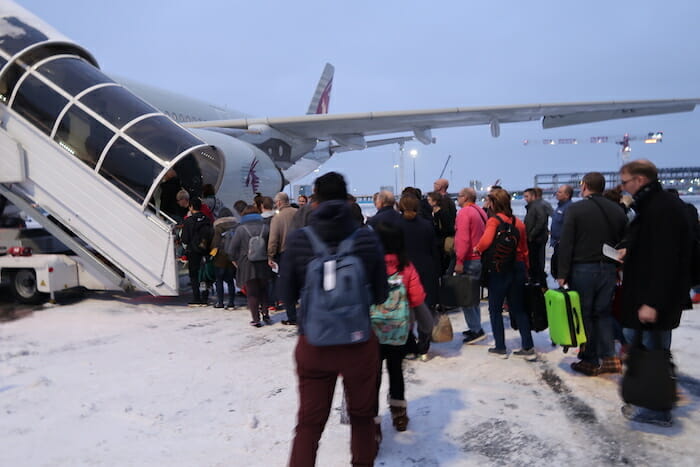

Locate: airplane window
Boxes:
[99,137,164,204]
[37,56,114,96]
[125,115,202,162]
[12,73,67,135]
[54,105,114,168]
[80,85,157,129]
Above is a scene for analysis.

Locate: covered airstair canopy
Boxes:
[0,4,225,295]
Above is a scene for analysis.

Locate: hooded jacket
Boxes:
[278,200,388,336]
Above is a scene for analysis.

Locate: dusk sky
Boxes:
[19,0,700,195]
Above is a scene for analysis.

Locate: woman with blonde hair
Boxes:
[474,188,534,359]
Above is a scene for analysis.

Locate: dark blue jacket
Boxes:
[368,205,402,228]
[550,199,572,247]
[278,200,389,335]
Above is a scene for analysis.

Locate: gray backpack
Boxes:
[300,227,372,346]
[242,225,268,262]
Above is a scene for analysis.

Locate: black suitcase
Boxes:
[524,283,548,332]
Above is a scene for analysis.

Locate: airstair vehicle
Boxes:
[0,2,225,301]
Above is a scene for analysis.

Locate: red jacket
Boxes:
[475,213,529,268]
[384,254,426,308]
[455,203,487,263]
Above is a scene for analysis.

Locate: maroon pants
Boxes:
[289,334,380,467]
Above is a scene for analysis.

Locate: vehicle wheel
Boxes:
[12,269,47,304]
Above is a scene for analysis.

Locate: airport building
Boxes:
[534,167,700,195]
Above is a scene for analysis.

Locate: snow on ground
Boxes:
[1,293,699,467]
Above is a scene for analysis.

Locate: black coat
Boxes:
[621,181,694,330]
[400,214,440,306]
[278,200,389,336]
[556,194,627,280]
[181,211,212,255]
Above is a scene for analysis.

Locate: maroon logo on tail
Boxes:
[316,80,332,114]
[245,158,260,192]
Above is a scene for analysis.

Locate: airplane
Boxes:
[4,0,700,213]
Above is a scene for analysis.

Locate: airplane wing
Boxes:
[183,99,700,146]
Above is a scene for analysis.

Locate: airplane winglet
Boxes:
[307,63,334,115]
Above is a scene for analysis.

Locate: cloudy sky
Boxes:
[18,0,700,194]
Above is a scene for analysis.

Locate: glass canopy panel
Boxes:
[125,115,202,162]
[54,105,114,168]
[99,137,166,204]
[36,56,114,96]
[80,85,158,129]
[12,73,67,135]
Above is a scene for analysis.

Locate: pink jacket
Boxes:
[455,203,487,263]
[384,254,426,307]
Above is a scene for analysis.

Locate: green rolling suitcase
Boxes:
[545,288,586,352]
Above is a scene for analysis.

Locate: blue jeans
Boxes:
[569,262,617,364]
[487,261,533,350]
[622,328,672,351]
[215,266,235,305]
[459,260,483,333]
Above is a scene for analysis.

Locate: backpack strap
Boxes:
[469,203,488,224]
[337,229,360,257]
[302,226,330,256]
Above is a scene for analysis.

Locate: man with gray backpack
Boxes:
[279,172,388,467]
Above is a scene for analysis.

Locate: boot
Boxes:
[600,356,622,374]
[389,399,409,432]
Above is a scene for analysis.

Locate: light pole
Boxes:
[410,149,418,187]
[393,163,399,194]
[398,142,405,192]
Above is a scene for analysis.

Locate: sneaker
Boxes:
[570,360,600,376]
[250,321,263,328]
[488,347,508,358]
[621,404,672,427]
[600,356,622,374]
[512,347,537,361]
[225,303,236,310]
[213,302,224,309]
[187,301,201,307]
[463,329,487,345]
[281,320,297,326]
[419,353,430,362]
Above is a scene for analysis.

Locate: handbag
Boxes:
[198,257,216,283]
[431,312,454,343]
[439,274,479,308]
[621,330,677,411]
[443,236,455,254]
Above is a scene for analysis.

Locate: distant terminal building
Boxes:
[534,167,700,195]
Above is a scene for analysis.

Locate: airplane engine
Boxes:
[189,128,284,207]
